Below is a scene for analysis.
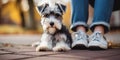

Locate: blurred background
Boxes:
[0,0,42,34]
[0,0,120,34]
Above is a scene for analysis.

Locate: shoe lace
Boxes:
[91,32,102,42]
[74,31,87,41]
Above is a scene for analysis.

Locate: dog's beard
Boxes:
[46,23,61,34]
[42,22,62,34]
[43,24,61,34]
[47,27,56,34]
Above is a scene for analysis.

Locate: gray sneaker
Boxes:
[88,31,108,50]
[72,30,88,49]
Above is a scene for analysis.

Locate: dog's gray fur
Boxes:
[32,0,72,52]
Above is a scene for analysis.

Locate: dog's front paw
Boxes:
[53,43,71,52]
[35,41,52,51]
[36,45,50,51]
[53,46,71,52]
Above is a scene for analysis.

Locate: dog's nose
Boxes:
[50,22,54,26]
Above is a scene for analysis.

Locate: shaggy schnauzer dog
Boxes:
[32,0,72,52]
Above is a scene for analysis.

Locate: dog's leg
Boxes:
[53,34,71,52]
[36,33,52,51]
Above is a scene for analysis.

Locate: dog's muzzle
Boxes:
[50,22,54,27]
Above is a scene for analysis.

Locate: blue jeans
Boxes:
[71,0,114,33]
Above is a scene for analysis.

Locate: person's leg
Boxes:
[71,0,89,49]
[71,0,89,32]
[90,0,114,33]
[89,0,114,49]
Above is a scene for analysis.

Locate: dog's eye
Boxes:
[44,14,50,17]
[55,14,61,18]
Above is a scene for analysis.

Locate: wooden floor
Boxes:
[0,46,120,60]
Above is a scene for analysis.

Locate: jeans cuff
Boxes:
[70,22,88,32]
[90,22,110,33]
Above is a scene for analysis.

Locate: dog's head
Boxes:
[34,0,69,34]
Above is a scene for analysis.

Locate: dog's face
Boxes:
[36,2,66,34]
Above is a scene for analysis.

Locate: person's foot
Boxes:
[88,31,108,50]
[72,30,88,49]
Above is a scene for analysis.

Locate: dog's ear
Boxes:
[37,4,48,14]
[56,3,66,14]
[60,4,66,12]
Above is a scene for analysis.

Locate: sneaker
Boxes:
[88,31,108,50]
[72,30,88,49]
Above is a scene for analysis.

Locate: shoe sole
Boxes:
[88,46,106,50]
[72,44,87,50]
